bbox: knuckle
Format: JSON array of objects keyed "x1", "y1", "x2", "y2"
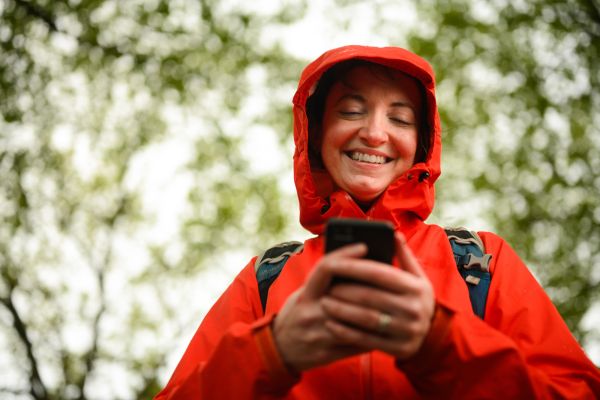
[
  {"x1": 369, "y1": 312, "x2": 381, "y2": 330},
  {"x1": 302, "y1": 331, "x2": 321, "y2": 346},
  {"x1": 352, "y1": 286, "x2": 374, "y2": 305},
  {"x1": 328, "y1": 284, "x2": 349, "y2": 299},
  {"x1": 404, "y1": 302, "x2": 421, "y2": 319},
  {"x1": 332, "y1": 322, "x2": 362, "y2": 342},
  {"x1": 347, "y1": 329, "x2": 366, "y2": 344},
  {"x1": 299, "y1": 308, "x2": 322, "y2": 327},
  {"x1": 328, "y1": 300, "x2": 344, "y2": 315},
  {"x1": 405, "y1": 321, "x2": 423, "y2": 338},
  {"x1": 396, "y1": 341, "x2": 419, "y2": 359}
]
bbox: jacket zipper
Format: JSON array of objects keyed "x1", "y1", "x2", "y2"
[{"x1": 360, "y1": 353, "x2": 373, "y2": 400}]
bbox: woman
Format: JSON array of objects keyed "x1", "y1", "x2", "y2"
[{"x1": 156, "y1": 45, "x2": 600, "y2": 399}]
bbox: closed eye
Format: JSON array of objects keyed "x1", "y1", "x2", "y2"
[
  {"x1": 389, "y1": 117, "x2": 413, "y2": 126},
  {"x1": 339, "y1": 111, "x2": 364, "y2": 118}
]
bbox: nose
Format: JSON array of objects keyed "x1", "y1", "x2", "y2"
[{"x1": 359, "y1": 114, "x2": 388, "y2": 146}]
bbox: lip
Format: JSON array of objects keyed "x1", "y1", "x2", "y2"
[
  {"x1": 344, "y1": 148, "x2": 395, "y2": 166},
  {"x1": 343, "y1": 154, "x2": 392, "y2": 169},
  {"x1": 346, "y1": 147, "x2": 393, "y2": 159}
]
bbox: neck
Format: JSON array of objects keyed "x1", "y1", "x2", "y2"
[{"x1": 353, "y1": 196, "x2": 376, "y2": 213}]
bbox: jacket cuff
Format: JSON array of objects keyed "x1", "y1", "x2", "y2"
[
  {"x1": 252, "y1": 314, "x2": 300, "y2": 392},
  {"x1": 395, "y1": 302, "x2": 454, "y2": 376}
]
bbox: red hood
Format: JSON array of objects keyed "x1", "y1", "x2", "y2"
[{"x1": 292, "y1": 45, "x2": 442, "y2": 235}]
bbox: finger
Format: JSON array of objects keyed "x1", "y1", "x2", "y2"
[
  {"x1": 302, "y1": 243, "x2": 367, "y2": 300},
  {"x1": 320, "y1": 295, "x2": 420, "y2": 337},
  {"x1": 395, "y1": 232, "x2": 426, "y2": 277},
  {"x1": 321, "y1": 296, "x2": 381, "y2": 332},
  {"x1": 329, "y1": 282, "x2": 392, "y2": 309},
  {"x1": 325, "y1": 319, "x2": 418, "y2": 358},
  {"x1": 321, "y1": 294, "x2": 418, "y2": 334},
  {"x1": 327, "y1": 257, "x2": 419, "y2": 293},
  {"x1": 328, "y1": 283, "x2": 416, "y2": 319}
]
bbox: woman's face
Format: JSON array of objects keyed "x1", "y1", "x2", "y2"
[{"x1": 320, "y1": 65, "x2": 422, "y2": 204}]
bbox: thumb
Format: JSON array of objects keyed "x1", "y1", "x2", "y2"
[
  {"x1": 395, "y1": 232, "x2": 426, "y2": 277},
  {"x1": 302, "y1": 243, "x2": 367, "y2": 300}
]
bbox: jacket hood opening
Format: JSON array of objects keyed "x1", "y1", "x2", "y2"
[
  {"x1": 305, "y1": 59, "x2": 431, "y2": 174},
  {"x1": 292, "y1": 46, "x2": 442, "y2": 234}
]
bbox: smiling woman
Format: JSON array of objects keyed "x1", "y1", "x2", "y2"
[
  {"x1": 155, "y1": 45, "x2": 600, "y2": 399},
  {"x1": 318, "y1": 63, "x2": 422, "y2": 207}
]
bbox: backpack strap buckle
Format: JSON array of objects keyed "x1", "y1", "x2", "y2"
[
  {"x1": 255, "y1": 241, "x2": 303, "y2": 312},
  {"x1": 254, "y1": 241, "x2": 304, "y2": 272},
  {"x1": 464, "y1": 253, "x2": 492, "y2": 272},
  {"x1": 444, "y1": 227, "x2": 493, "y2": 319}
]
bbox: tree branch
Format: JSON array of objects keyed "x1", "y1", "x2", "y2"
[
  {"x1": 585, "y1": 0, "x2": 600, "y2": 31},
  {"x1": 0, "y1": 288, "x2": 48, "y2": 400},
  {"x1": 76, "y1": 265, "x2": 106, "y2": 400},
  {"x1": 73, "y1": 197, "x2": 124, "y2": 399},
  {"x1": 13, "y1": 0, "x2": 58, "y2": 32}
]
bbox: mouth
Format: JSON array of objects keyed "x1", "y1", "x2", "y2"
[{"x1": 345, "y1": 151, "x2": 392, "y2": 165}]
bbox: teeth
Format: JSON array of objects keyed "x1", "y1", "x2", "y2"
[{"x1": 350, "y1": 152, "x2": 386, "y2": 164}]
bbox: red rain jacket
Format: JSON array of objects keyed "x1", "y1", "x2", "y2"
[{"x1": 156, "y1": 46, "x2": 600, "y2": 399}]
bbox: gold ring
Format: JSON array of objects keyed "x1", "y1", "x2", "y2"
[{"x1": 377, "y1": 312, "x2": 392, "y2": 334}]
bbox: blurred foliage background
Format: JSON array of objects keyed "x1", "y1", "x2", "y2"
[{"x1": 0, "y1": 0, "x2": 598, "y2": 398}]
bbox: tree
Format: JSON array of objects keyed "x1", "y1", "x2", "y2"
[
  {"x1": 323, "y1": 0, "x2": 599, "y2": 352},
  {"x1": 400, "y1": 0, "x2": 600, "y2": 344},
  {"x1": 2, "y1": 0, "x2": 598, "y2": 398},
  {"x1": 0, "y1": 0, "x2": 306, "y2": 398}
]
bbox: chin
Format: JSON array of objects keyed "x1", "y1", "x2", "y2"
[{"x1": 346, "y1": 186, "x2": 384, "y2": 204}]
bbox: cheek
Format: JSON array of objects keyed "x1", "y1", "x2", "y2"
[
  {"x1": 320, "y1": 124, "x2": 346, "y2": 156},
  {"x1": 320, "y1": 131, "x2": 337, "y2": 170},
  {"x1": 392, "y1": 130, "x2": 418, "y2": 160}
]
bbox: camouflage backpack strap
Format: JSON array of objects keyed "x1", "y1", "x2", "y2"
[
  {"x1": 444, "y1": 228, "x2": 493, "y2": 319},
  {"x1": 254, "y1": 241, "x2": 304, "y2": 313}
]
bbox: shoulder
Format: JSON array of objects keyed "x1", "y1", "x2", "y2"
[
  {"x1": 420, "y1": 223, "x2": 490, "y2": 248},
  {"x1": 476, "y1": 231, "x2": 512, "y2": 254},
  {"x1": 475, "y1": 231, "x2": 529, "y2": 276}
]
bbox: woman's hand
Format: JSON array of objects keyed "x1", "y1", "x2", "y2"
[
  {"x1": 272, "y1": 243, "x2": 369, "y2": 372},
  {"x1": 320, "y1": 232, "x2": 435, "y2": 360}
]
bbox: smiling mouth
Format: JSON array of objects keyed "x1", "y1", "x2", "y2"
[{"x1": 346, "y1": 151, "x2": 391, "y2": 165}]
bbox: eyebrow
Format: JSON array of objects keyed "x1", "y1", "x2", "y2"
[
  {"x1": 334, "y1": 93, "x2": 364, "y2": 105},
  {"x1": 390, "y1": 101, "x2": 415, "y2": 111},
  {"x1": 335, "y1": 93, "x2": 415, "y2": 111}
]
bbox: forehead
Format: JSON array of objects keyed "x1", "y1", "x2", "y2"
[{"x1": 329, "y1": 65, "x2": 422, "y2": 106}]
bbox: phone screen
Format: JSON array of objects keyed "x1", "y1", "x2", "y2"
[{"x1": 325, "y1": 218, "x2": 395, "y2": 264}]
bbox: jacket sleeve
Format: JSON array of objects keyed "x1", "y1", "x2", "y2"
[
  {"x1": 398, "y1": 232, "x2": 600, "y2": 399},
  {"x1": 154, "y1": 260, "x2": 299, "y2": 399}
]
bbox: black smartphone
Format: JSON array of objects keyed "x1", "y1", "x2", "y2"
[{"x1": 325, "y1": 218, "x2": 395, "y2": 264}]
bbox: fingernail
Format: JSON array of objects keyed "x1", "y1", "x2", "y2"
[{"x1": 349, "y1": 242, "x2": 365, "y2": 249}]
